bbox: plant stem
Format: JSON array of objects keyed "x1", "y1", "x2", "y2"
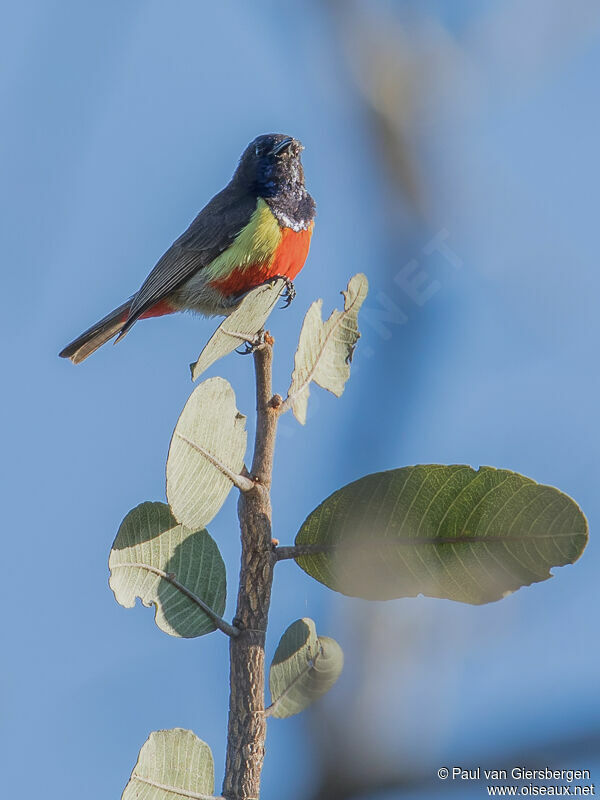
[
  {"x1": 274, "y1": 544, "x2": 332, "y2": 561},
  {"x1": 222, "y1": 341, "x2": 279, "y2": 800}
]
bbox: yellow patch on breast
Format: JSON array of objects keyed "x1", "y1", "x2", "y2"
[{"x1": 204, "y1": 198, "x2": 282, "y2": 283}]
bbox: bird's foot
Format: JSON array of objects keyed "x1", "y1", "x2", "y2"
[
  {"x1": 235, "y1": 329, "x2": 266, "y2": 355},
  {"x1": 277, "y1": 277, "x2": 296, "y2": 308},
  {"x1": 261, "y1": 275, "x2": 295, "y2": 307}
]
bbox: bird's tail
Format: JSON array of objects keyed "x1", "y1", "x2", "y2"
[{"x1": 59, "y1": 301, "x2": 131, "y2": 364}]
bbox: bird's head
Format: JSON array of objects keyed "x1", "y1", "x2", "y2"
[{"x1": 235, "y1": 133, "x2": 306, "y2": 197}]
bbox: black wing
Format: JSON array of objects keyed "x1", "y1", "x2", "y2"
[{"x1": 120, "y1": 187, "x2": 257, "y2": 334}]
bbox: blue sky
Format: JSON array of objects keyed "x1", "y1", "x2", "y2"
[{"x1": 2, "y1": 2, "x2": 599, "y2": 798}]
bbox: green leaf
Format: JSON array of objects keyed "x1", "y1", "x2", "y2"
[
  {"x1": 268, "y1": 618, "x2": 344, "y2": 719},
  {"x1": 294, "y1": 466, "x2": 588, "y2": 605},
  {"x1": 109, "y1": 502, "x2": 226, "y2": 638},
  {"x1": 122, "y1": 728, "x2": 215, "y2": 800},
  {"x1": 286, "y1": 273, "x2": 368, "y2": 424},
  {"x1": 190, "y1": 278, "x2": 287, "y2": 380},
  {"x1": 167, "y1": 377, "x2": 247, "y2": 530}
]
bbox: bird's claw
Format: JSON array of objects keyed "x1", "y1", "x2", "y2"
[
  {"x1": 280, "y1": 278, "x2": 296, "y2": 309},
  {"x1": 264, "y1": 275, "x2": 295, "y2": 308},
  {"x1": 235, "y1": 329, "x2": 266, "y2": 355}
]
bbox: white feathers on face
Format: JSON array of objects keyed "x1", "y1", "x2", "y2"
[
  {"x1": 255, "y1": 146, "x2": 304, "y2": 197},
  {"x1": 286, "y1": 156, "x2": 302, "y2": 186}
]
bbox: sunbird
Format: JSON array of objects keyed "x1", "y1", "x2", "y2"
[{"x1": 60, "y1": 133, "x2": 315, "y2": 363}]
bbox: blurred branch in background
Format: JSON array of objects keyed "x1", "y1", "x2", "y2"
[
  {"x1": 320, "y1": 0, "x2": 453, "y2": 471},
  {"x1": 325, "y1": 0, "x2": 600, "y2": 242},
  {"x1": 306, "y1": 2, "x2": 600, "y2": 798},
  {"x1": 324, "y1": 0, "x2": 430, "y2": 237},
  {"x1": 309, "y1": 724, "x2": 600, "y2": 800}
]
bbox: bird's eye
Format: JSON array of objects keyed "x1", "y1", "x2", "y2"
[{"x1": 272, "y1": 137, "x2": 293, "y2": 156}]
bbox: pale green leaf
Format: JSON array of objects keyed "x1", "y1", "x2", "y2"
[
  {"x1": 109, "y1": 502, "x2": 226, "y2": 638},
  {"x1": 167, "y1": 377, "x2": 247, "y2": 530},
  {"x1": 122, "y1": 728, "x2": 215, "y2": 800},
  {"x1": 268, "y1": 618, "x2": 344, "y2": 719},
  {"x1": 191, "y1": 278, "x2": 287, "y2": 380},
  {"x1": 294, "y1": 465, "x2": 588, "y2": 604},
  {"x1": 286, "y1": 273, "x2": 368, "y2": 424}
]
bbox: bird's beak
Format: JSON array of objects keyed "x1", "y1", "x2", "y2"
[{"x1": 272, "y1": 137, "x2": 294, "y2": 155}]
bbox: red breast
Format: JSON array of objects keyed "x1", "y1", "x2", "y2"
[{"x1": 209, "y1": 223, "x2": 314, "y2": 297}]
